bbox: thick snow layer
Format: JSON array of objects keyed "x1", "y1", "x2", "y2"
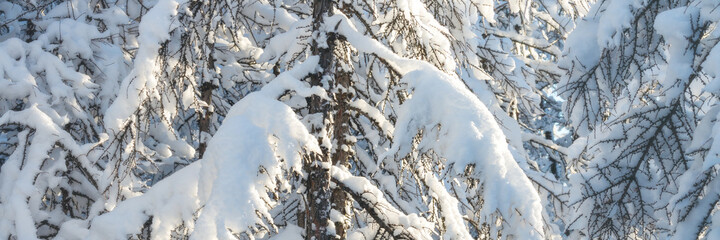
[
  {"x1": 390, "y1": 68, "x2": 544, "y2": 239},
  {"x1": 0, "y1": 106, "x2": 101, "y2": 240},
  {"x1": 670, "y1": 160, "x2": 720, "y2": 240},
  {"x1": 596, "y1": 0, "x2": 634, "y2": 47},
  {"x1": 0, "y1": 0, "x2": 595, "y2": 238},
  {"x1": 258, "y1": 19, "x2": 312, "y2": 64},
  {"x1": 88, "y1": 162, "x2": 201, "y2": 239},
  {"x1": 104, "y1": 0, "x2": 186, "y2": 132},
  {"x1": 84, "y1": 57, "x2": 324, "y2": 239},
  {"x1": 475, "y1": 0, "x2": 496, "y2": 23},
  {"x1": 654, "y1": 6, "x2": 697, "y2": 103},
  {"x1": 191, "y1": 61, "x2": 323, "y2": 239},
  {"x1": 322, "y1": 13, "x2": 545, "y2": 239}
]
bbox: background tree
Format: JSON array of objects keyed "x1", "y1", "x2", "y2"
[
  {"x1": 559, "y1": 0, "x2": 720, "y2": 238},
  {"x1": 0, "y1": 0, "x2": 592, "y2": 239}
]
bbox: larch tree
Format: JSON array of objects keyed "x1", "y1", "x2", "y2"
[
  {"x1": 560, "y1": 0, "x2": 720, "y2": 239},
  {"x1": 0, "y1": 0, "x2": 593, "y2": 239}
]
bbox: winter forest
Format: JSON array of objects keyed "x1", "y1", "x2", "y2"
[{"x1": 3, "y1": 0, "x2": 720, "y2": 239}]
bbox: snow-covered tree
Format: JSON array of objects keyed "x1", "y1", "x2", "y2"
[
  {"x1": 0, "y1": 0, "x2": 592, "y2": 239},
  {"x1": 560, "y1": 0, "x2": 720, "y2": 238}
]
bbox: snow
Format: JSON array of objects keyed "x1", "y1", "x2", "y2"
[
  {"x1": 596, "y1": 0, "x2": 634, "y2": 47},
  {"x1": 0, "y1": 105, "x2": 101, "y2": 240},
  {"x1": 181, "y1": 86, "x2": 195, "y2": 110},
  {"x1": 268, "y1": 224, "x2": 304, "y2": 240},
  {"x1": 310, "y1": 13, "x2": 545, "y2": 239},
  {"x1": 191, "y1": 87, "x2": 320, "y2": 239},
  {"x1": 476, "y1": 0, "x2": 496, "y2": 23},
  {"x1": 369, "y1": 0, "x2": 456, "y2": 72},
  {"x1": 349, "y1": 99, "x2": 394, "y2": 136},
  {"x1": 508, "y1": 0, "x2": 521, "y2": 13},
  {"x1": 2, "y1": 0, "x2": 681, "y2": 238},
  {"x1": 558, "y1": 17, "x2": 600, "y2": 73},
  {"x1": 701, "y1": 0, "x2": 720, "y2": 94},
  {"x1": 84, "y1": 57, "x2": 324, "y2": 239},
  {"x1": 704, "y1": 44, "x2": 720, "y2": 93},
  {"x1": 242, "y1": 0, "x2": 298, "y2": 31},
  {"x1": 104, "y1": 0, "x2": 187, "y2": 132},
  {"x1": 88, "y1": 162, "x2": 201, "y2": 239},
  {"x1": 40, "y1": 19, "x2": 101, "y2": 60},
  {"x1": 389, "y1": 68, "x2": 545, "y2": 239},
  {"x1": 0, "y1": 39, "x2": 41, "y2": 101},
  {"x1": 71, "y1": 8, "x2": 549, "y2": 239},
  {"x1": 331, "y1": 167, "x2": 434, "y2": 240},
  {"x1": 669, "y1": 160, "x2": 720, "y2": 240},
  {"x1": 654, "y1": 6, "x2": 697, "y2": 102},
  {"x1": 258, "y1": 19, "x2": 312, "y2": 64}
]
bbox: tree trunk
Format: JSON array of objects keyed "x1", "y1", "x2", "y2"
[
  {"x1": 197, "y1": 54, "x2": 217, "y2": 159},
  {"x1": 330, "y1": 38, "x2": 353, "y2": 239},
  {"x1": 304, "y1": 0, "x2": 335, "y2": 239},
  {"x1": 305, "y1": 1, "x2": 354, "y2": 239},
  {"x1": 197, "y1": 81, "x2": 214, "y2": 158}
]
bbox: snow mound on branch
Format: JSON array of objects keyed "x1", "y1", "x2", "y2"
[
  {"x1": 327, "y1": 13, "x2": 544, "y2": 239},
  {"x1": 103, "y1": 0, "x2": 186, "y2": 132},
  {"x1": 87, "y1": 162, "x2": 201, "y2": 240},
  {"x1": 87, "y1": 58, "x2": 324, "y2": 239},
  {"x1": 191, "y1": 62, "x2": 323, "y2": 239},
  {"x1": 390, "y1": 67, "x2": 545, "y2": 239},
  {"x1": 0, "y1": 106, "x2": 100, "y2": 240}
]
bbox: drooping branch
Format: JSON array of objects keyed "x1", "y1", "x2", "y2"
[{"x1": 330, "y1": 167, "x2": 433, "y2": 240}]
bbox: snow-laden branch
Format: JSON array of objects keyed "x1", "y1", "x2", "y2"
[
  {"x1": 349, "y1": 99, "x2": 394, "y2": 137},
  {"x1": 83, "y1": 58, "x2": 326, "y2": 239},
  {"x1": 330, "y1": 167, "x2": 434, "y2": 240},
  {"x1": 191, "y1": 58, "x2": 324, "y2": 239},
  {"x1": 0, "y1": 106, "x2": 102, "y2": 240},
  {"x1": 485, "y1": 29, "x2": 562, "y2": 57},
  {"x1": 318, "y1": 12, "x2": 545, "y2": 239},
  {"x1": 522, "y1": 132, "x2": 569, "y2": 156},
  {"x1": 86, "y1": 162, "x2": 201, "y2": 240},
  {"x1": 103, "y1": 0, "x2": 187, "y2": 132}
]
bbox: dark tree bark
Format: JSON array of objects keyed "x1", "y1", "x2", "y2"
[
  {"x1": 197, "y1": 81, "x2": 215, "y2": 158},
  {"x1": 330, "y1": 50, "x2": 352, "y2": 239},
  {"x1": 304, "y1": 0, "x2": 336, "y2": 239},
  {"x1": 304, "y1": 1, "x2": 355, "y2": 239},
  {"x1": 304, "y1": 0, "x2": 355, "y2": 238},
  {"x1": 197, "y1": 53, "x2": 217, "y2": 159}
]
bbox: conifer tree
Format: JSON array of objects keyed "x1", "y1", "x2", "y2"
[{"x1": 0, "y1": 0, "x2": 589, "y2": 239}]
